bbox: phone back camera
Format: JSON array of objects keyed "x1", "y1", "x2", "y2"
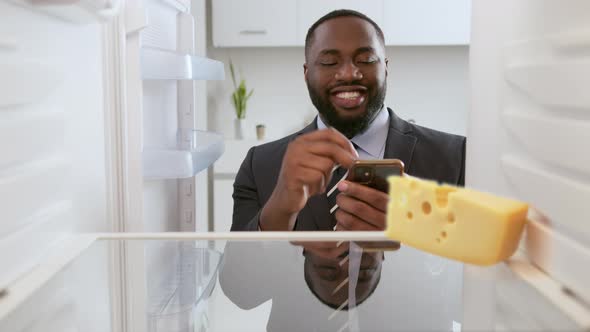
[{"x1": 355, "y1": 166, "x2": 373, "y2": 182}]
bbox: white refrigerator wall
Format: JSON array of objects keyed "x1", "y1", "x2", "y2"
[
  {"x1": 0, "y1": 2, "x2": 114, "y2": 331},
  {"x1": 0, "y1": 1, "x2": 109, "y2": 290},
  {"x1": 467, "y1": 0, "x2": 590, "y2": 329}
]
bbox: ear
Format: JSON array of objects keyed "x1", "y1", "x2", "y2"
[
  {"x1": 384, "y1": 57, "x2": 389, "y2": 77},
  {"x1": 303, "y1": 63, "x2": 309, "y2": 81}
]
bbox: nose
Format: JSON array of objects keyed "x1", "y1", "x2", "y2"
[{"x1": 335, "y1": 61, "x2": 363, "y2": 82}]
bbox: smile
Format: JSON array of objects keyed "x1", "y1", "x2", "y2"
[{"x1": 331, "y1": 90, "x2": 367, "y2": 109}]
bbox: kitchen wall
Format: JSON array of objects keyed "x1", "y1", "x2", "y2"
[{"x1": 207, "y1": 45, "x2": 470, "y2": 140}]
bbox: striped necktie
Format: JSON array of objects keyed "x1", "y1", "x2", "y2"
[{"x1": 326, "y1": 142, "x2": 358, "y2": 229}]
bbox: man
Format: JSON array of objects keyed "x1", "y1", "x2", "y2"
[{"x1": 230, "y1": 9, "x2": 465, "y2": 232}]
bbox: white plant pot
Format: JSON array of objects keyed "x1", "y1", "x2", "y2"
[{"x1": 234, "y1": 118, "x2": 245, "y2": 140}]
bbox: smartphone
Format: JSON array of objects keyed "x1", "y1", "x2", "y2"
[{"x1": 346, "y1": 159, "x2": 404, "y2": 193}]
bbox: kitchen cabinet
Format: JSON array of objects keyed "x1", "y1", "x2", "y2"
[
  {"x1": 383, "y1": 0, "x2": 471, "y2": 45},
  {"x1": 212, "y1": 0, "x2": 471, "y2": 47},
  {"x1": 296, "y1": 0, "x2": 384, "y2": 43},
  {"x1": 212, "y1": 0, "x2": 298, "y2": 47}
]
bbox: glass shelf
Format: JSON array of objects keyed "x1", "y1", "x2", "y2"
[
  {"x1": 140, "y1": 47, "x2": 225, "y2": 80},
  {"x1": 143, "y1": 130, "x2": 224, "y2": 180},
  {"x1": 1, "y1": 234, "x2": 588, "y2": 332}
]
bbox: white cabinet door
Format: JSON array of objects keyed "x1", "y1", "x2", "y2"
[
  {"x1": 297, "y1": 0, "x2": 384, "y2": 44},
  {"x1": 212, "y1": 0, "x2": 297, "y2": 47},
  {"x1": 383, "y1": 0, "x2": 471, "y2": 45}
]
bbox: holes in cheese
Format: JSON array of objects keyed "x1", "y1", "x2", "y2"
[
  {"x1": 385, "y1": 176, "x2": 529, "y2": 266},
  {"x1": 422, "y1": 201, "x2": 432, "y2": 214}
]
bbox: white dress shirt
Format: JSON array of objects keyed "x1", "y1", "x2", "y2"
[{"x1": 316, "y1": 106, "x2": 390, "y2": 160}]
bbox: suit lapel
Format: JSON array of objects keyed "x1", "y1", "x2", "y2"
[{"x1": 384, "y1": 108, "x2": 417, "y2": 173}]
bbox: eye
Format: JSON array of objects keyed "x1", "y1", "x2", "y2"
[
  {"x1": 358, "y1": 58, "x2": 378, "y2": 64},
  {"x1": 320, "y1": 61, "x2": 337, "y2": 66}
]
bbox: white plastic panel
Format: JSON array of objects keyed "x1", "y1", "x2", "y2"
[
  {"x1": 0, "y1": 0, "x2": 110, "y2": 305},
  {"x1": 143, "y1": 130, "x2": 224, "y2": 179},
  {"x1": 526, "y1": 219, "x2": 590, "y2": 304},
  {"x1": 504, "y1": 32, "x2": 590, "y2": 109},
  {"x1": 505, "y1": 60, "x2": 590, "y2": 109},
  {"x1": 502, "y1": 156, "x2": 590, "y2": 242},
  {"x1": 0, "y1": 202, "x2": 72, "y2": 290},
  {"x1": 141, "y1": 47, "x2": 225, "y2": 80},
  {"x1": 0, "y1": 237, "x2": 111, "y2": 332},
  {"x1": 0, "y1": 159, "x2": 70, "y2": 237},
  {"x1": 503, "y1": 110, "x2": 590, "y2": 176},
  {"x1": 495, "y1": 261, "x2": 590, "y2": 331},
  {"x1": 142, "y1": 0, "x2": 179, "y2": 50},
  {"x1": 0, "y1": 62, "x2": 64, "y2": 107},
  {"x1": 6, "y1": 0, "x2": 121, "y2": 23},
  {"x1": 467, "y1": 0, "x2": 590, "y2": 328},
  {"x1": 0, "y1": 286, "x2": 77, "y2": 332},
  {"x1": 0, "y1": 110, "x2": 65, "y2": 167}
]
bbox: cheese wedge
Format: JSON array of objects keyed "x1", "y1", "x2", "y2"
[{"x1": 385, "y1": 176, "x2": 528, "y2": 266}]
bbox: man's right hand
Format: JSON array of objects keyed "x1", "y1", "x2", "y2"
[{"x1": 260, "y1": 128, "x2": 358, "y2": 231}]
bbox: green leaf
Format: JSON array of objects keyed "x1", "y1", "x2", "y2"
[
  {"x1": 229, "y1": 59, "x2": 237, "y2": 89},
  {"x1": 228, "y1": 61, "x2": 253, "y2": 119}
]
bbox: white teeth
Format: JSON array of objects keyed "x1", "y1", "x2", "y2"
[{"x1": 335, "y1": 91, "x2": 361, "y2": 99}]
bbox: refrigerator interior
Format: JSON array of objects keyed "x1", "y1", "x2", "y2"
[
  {"x1": 465, "y1": 0, "x2": 590, "y2": 330},
  {"x1": 1, "y1": 0, "x2": 590, "y2": 331}
]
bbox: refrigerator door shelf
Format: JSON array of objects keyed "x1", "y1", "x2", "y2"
[
  {"x1": 7, "y1": 0, "x2": 121, "y2": 23},
  {"x1": 140, "y1": 47, "x2": 225, "y2": 80},
  {"x1": 153, "y1": 0, "x2": 188, "y2": 13},
  {"x1": 142, "y1": 130, "x2": 224, "y2": 180},
  {"x1": 146, "y1": 246, "x2": 222, "y2": 332}
]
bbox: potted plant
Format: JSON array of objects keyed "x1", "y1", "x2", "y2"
[{"x1": 230, "y1": 60, "x2": 254, "y2": 139}]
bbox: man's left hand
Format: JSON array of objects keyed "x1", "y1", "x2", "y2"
[{"x1": 334, "y1": 180, "x2": 389, "y2": 231}]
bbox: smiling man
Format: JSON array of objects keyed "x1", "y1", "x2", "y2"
[{"x1": 231, "y1": 9, "x2": 466, "y2": 232}]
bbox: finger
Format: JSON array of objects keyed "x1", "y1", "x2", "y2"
[
  {"x1": 337, "y1": 181, "x2": 389, "y2": 211},
  {"x1": 335, "y1": 209, "x2": 381, "y2": 231},
  {"x1": 299, "y1": 141, "x2": 358, "y2": 170},
  {"x1": 300, "y1": 128, "x2": 357, "y2": 155},
  {"x1": 336, "y1": 194, "x2": 386, "y2": 230},
  {"x1": 295, "y1": 153, "x2": 335, "y2": 189},
  {"x1": 293, "y1": 167, "x2": 328, "y2": 196},
  {"x1": 299, "y1": 130, "x2": 358, "y2": 164}
]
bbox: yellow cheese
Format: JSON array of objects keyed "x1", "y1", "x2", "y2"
[{"x1": 385, "y1": 176, "x2": 528, "y2": 266}]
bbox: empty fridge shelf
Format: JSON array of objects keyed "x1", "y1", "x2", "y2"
[
  {"x1": 142, "y1": 130, "x2": 224, "y2": 179},
  {"x1": 141, "y1": 47, "x2": 225, "y2": 80}
]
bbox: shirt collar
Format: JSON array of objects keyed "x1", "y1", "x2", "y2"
[{"x1": 316, "y1": 106, "x2": 389, "y2": 159}]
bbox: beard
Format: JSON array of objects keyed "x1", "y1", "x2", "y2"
[{"x1": 307, "y1": 82, "x2": 387, "y2": 138}]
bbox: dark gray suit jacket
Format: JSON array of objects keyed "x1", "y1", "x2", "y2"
[{"x1": 231, "y1": 108, "x2": 466, "y2": 231}]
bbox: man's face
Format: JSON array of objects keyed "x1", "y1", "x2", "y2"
[
  {"x1": 304, "y1": 249, "x2": 383, "y2": 307},
  {"x1": 304, "y1": 16, "x2": 388, "y2": 138}
]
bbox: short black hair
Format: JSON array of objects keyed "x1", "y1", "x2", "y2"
[{"x1": 304, "y1": 9, "x2": 386, "y2": 61}]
